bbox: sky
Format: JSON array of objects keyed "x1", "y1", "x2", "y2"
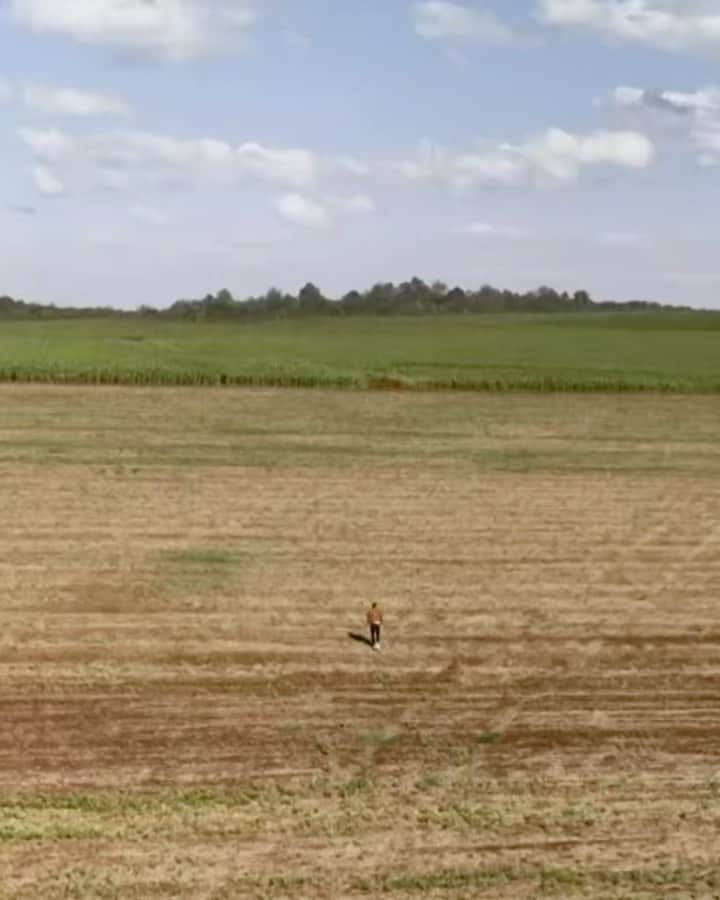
[{"x1": 2, "y1": 0, "x2": 720, "y2": 309}]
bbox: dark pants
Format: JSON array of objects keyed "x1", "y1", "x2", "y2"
[{"x1": 370, "y1": 624, "x2": 381, "y2": 645}]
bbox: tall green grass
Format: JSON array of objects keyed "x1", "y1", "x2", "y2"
[{"x1": 0, "y1": 312, "x2": 718, "y2": 392}]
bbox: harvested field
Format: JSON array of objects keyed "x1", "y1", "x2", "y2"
[{"x1": 1, "y1": 386, "x2": 720, "y2": 898}]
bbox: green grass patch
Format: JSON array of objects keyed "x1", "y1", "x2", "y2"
[
  {"x1": 155, "y1": 546, "x2": 249, "y2": 598},
  {"x1": 359, "y1": 727, "x2": 404, "y2": 748},
  {"x1": 0, "y1": 313, "x2": 718, "y2": 391},
  {"x1": 478, "y1": 730, "x2": 503, "y2": 744},
  {"x1": 0, "y1": 788, "x2": 253, "y2": 815},
  {"x1": 159, "y1": 548, "x2": 246, "y2": 567},
  {"x1": 0, "y1": 821, "x2": 102, "y2": 843}
]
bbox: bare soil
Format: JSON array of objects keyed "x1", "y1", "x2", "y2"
[{"x1": 1, "y1": 387, "x2": 719, "y2": 898}]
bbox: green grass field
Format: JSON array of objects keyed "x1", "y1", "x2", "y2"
[{"x1": 1, "y1": 311, "x2": 719, "y2": 391}]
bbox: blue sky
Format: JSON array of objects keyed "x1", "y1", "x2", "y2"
[{"x1": 2, "y1": 0, "x2": 720, "y2": 309}]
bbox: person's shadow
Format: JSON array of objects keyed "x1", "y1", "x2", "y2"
[{"x1": 348, "y1": 631, "x2": 374, "y2": 648}]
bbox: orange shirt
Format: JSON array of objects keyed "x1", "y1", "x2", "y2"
[{"x1": 367, "y1": 606, "x2": 384, "y2": 625}]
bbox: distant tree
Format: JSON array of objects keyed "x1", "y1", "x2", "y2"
[
  {"x1": 340, "y1": 290, "x2": 363, "y2": 313},
  {"x1": 365, "y1": 283, "x2": 397, "y2": 315},
  {"x1": 444, "y1": 287, "x2": 467, "y2": 312},
  {"x1": 0, "y1": 278, "x2": 700, "y2": 320},
  {"x1": 573, "y1": 290, "x2": 592, "y2": 310},
  {"x1": 298, "y1": 282, "x2": 326, "y2": 314},
  {"x1": 263, "y1": 287, "x2": 287, "y2": 316},
  {"x1": 529, "y1": 286, "x2": 560, "y2": 312},
  {"x1": 396, "y1": 278, "x2": 432, "y2": 314}
]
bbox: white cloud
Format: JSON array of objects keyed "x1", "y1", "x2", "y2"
[
  {"x1": 10, "y1": 0, "x2": 257, "y2": 62},
  {"x1": 236, "y1": 143, "x2": 316, "y2": 184},
  {"x1": 452, "y1": 148, "x2": 529, "y2": 186},
  {"x1": 94, "y1": 132, "x2": 316, "y2": 184},
  {"x1": 332, "y1": 155, "x2": 371, "y2": 177},
  {"x1": 524, "y1": 128, "x2": 655, "y2": 179},
  {"x1": 130, "y1": 204, "x2": 171, "y2": 226},
  {"x1": 16, "y1": 120, "x2": 653, "y2": 209},
  {"x1": 538, "y1": 0, "x2": 720, "y2": 58},
  {"x1": 274, "y1": 194, "x2": 330, "y2": 228},
  {"x1": 608, "y1": 86, "x2": 646, "y2": 109},
  {"x1": 23, "y1": 83, "x2": 132, "y2": 118},
  {"x1": 391, "y1": 128, "x2": 654, "y2": 189},
  {"x1": 607, "y1": 84, "x2": 720, "y2": 118},
  {"x1": 413, "y1": 1, "x2": 515, "y2": 44},
  {"x1": 604, "y1": 83, "x2": 720, "y2": 164},
  {"x1": 0, "y1": 78, "x2": 132, "y2": 117},
  {"x1": 102, "y1": 131, "x2": 234, "y2": 168},
  {"x1": 19, "y1": 127, "x2": 77, "y2": 162},
  {"x1": 464, "y1": 222, "x2": 535, "y2": 239},
  {"x1": 32, "y1": 164, "x2": 64, "y2": 196},
  {"x1": 18, "y1": 126, "x2": 319, "y2": 195},
  {"x1": 274, "y1": 193, "x2": 376, "y2": 228}
]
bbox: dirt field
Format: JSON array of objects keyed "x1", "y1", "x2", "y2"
[{"x1": 1, "y1": 386, "x2": 719, "y2": 899}]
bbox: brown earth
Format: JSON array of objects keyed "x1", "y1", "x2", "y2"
[{"x1": 0, "y1": 386, "x2": 719, "y2": 898}]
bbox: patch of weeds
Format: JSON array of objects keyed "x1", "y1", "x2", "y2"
[
  {"x1": 455, "y1": 802, "x2": 506, "y2": 830},
  {"x1": 0, "y1": 818, "x2": 102, "y2": 843},
  {"x1": 414, "y1": 771, "x2": 444, "y2": 791},
  {"x1": 478, "y1": 730, "x2": 502, "y2": 745},
  {"x1": 160, "y1": 548, "x2": 246, "y2": 567},
  {"x1": 600, "y1": 865, "x2": 720, "y2": 890},
  {"x1": 414, "y1": 799, "x2": 506, "y2": 832},
  {"x1": 19, "y1": 867, "x2": 186, "y2": 900},
  {"x1": 156, "y1": 546, "x2": 248, "y2": 597},
  {"x1": 0, "y1": 792, "x2": 143, "y2": 815},
  {"x1": 360, "y1": 727, "x2": 403, "y2": 748},
  {"x1": 314, "y1": 734, "x2": 339, "y2": 766},
  {"x1": 165, "y1": 788, "x2": 233, "y2": 811},
  {"x1": 0, "y1": 787, "x2": 259, "y2": 819},
  {"x1": 265, "y1": 874, "x2": 314, "y2": 892},
  {"x1": 558, "y1": 802, "x2": 601, "y2": 830},
  {"x1": 339, "y1": 772, "x2": 374, "y2": 798},
  {"x1": 706, "y1": 773, "x2": 720, "y2": 797},
  {"x1": 213, "y1": 873, "x2": 314, "y2": 899},
  {"x1": 535, "y1": 863, "x2": 720, "y2": 896},
  {"x1": 538, "y1": 866, "x2": 587, "y2": 894},
  {"x1": 354, "y1": 866, "x2": 524, "y2": 894}
]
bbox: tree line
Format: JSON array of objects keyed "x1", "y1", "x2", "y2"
[{"x1": 0, "y1": 280, "x2": 693, "y2": 320}]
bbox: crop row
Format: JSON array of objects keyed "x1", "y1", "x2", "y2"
[{"x1": 0, "y1": 365, "x2": 712, "y2": 392}]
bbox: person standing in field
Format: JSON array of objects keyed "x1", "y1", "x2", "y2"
[{"x1": 367, "y1": 602, "x2": 383, "y2": 650}]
